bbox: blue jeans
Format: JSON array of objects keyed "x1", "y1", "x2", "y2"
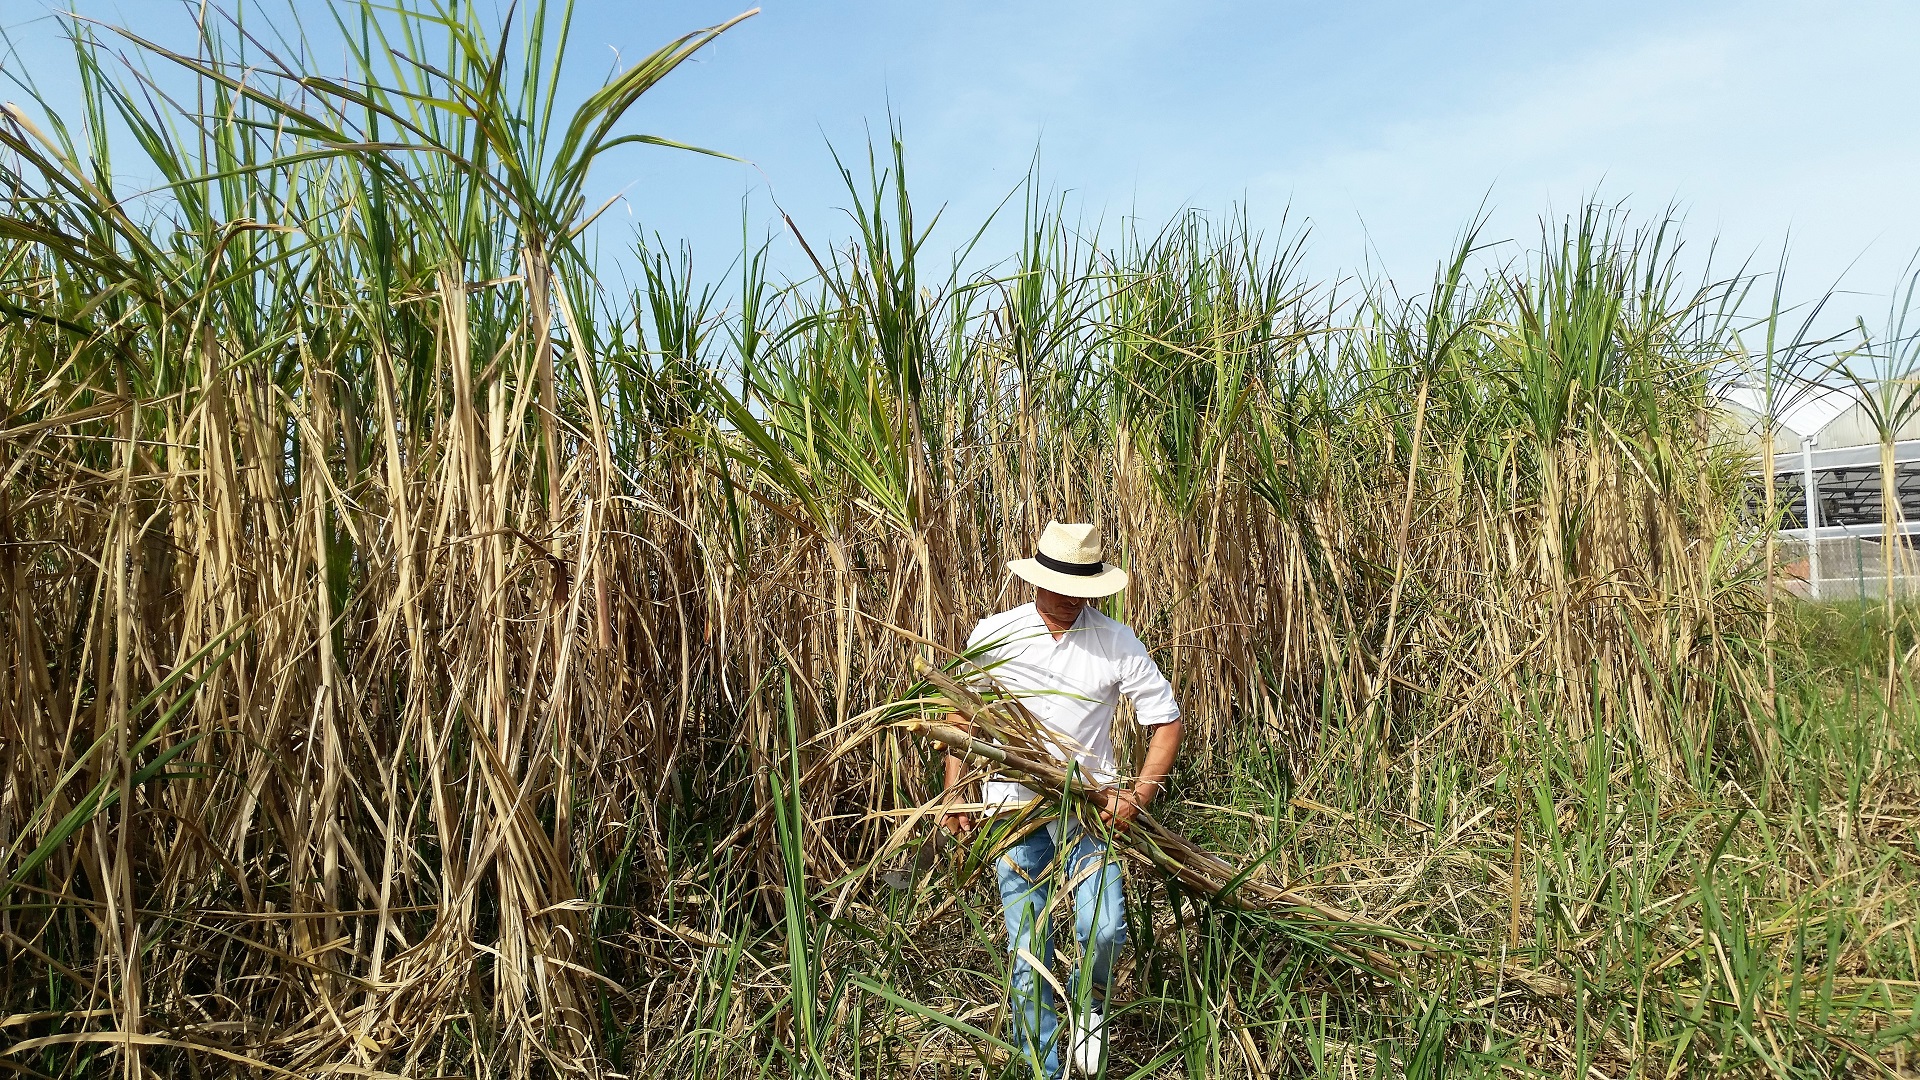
[{"x1": 996, "y1": 817, "x2": 1126, "y2": 1080}]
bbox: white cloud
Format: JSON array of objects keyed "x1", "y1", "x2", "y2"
[{"x1": 1220, "y1": 3, "x2": 1920, "y2": 324}]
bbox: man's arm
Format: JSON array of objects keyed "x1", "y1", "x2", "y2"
[
  {"x1": 938, "y1": 711, "x2": 976, "y2": 836},
  {"x1": 1099, "y1": 719, "x2": 1182, "y2": 832},
  {"x1": 1104, "y1": 639, "x2": 1183, "y2": 833}
]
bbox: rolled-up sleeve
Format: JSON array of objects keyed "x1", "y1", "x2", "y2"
[{"x1": 1118, "y1": 642, "x2": 1180, "y2": 727}]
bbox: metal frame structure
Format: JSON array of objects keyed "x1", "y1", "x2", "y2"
[{"x1": 1770, "y1": 438, "x2": 1920, "y2": 599}]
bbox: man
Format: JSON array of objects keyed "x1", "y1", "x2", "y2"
[{"x1": 940, "y1": 521, "x2": 1184, "y2": 1079}]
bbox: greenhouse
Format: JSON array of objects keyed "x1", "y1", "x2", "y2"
[{"x1": 1720, "y1": 383, "x2": 1920, "y2": 598}]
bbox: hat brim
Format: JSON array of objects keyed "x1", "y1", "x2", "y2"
[{"x1": 1007, "y1": 558, "x2": 1130, "y2": 598}]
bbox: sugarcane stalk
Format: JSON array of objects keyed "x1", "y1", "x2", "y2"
[{"x1": 908, "y1": 659, "x2": 1572, "y2": 997}]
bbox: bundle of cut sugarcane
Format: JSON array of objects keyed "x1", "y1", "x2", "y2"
[{"x1": 903, "y1": 659, "x2": 1570, "y2": 998}]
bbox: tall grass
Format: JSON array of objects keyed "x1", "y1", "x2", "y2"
[{"x1": 1, "y1": 3, "x2": 1915, "y2": 1077}]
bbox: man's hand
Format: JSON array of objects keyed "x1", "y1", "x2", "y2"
[
  {"x1": 1096, "y1": 787, "x2": 1148, "y2": 833},
  {"x1": 940, "y1": 809, "x2": 976, "y2": 838},
  {"x1": 939, "y1": 719, "x2": 976, "y2": 839}
]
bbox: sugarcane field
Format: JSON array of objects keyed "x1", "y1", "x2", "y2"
[{"x1": 2, "y1": 3, "x2": 1918, "y2": 1078}]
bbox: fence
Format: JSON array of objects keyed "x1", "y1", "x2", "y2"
[{"x1": 1777, "y1": 535, "x2": 1920, "y2": 601}]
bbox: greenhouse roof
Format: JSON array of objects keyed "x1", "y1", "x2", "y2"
[
  {"x1": 1716, "y1": 382, "x2": 1920, "y2": 460},
  {"x1": 1714, "y1": 383, "x2": 1920, "y2": 535}
]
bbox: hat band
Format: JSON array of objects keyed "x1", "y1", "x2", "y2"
[{"x1": 1035, "y1": 550, "x2": 1104, "y2": 577}]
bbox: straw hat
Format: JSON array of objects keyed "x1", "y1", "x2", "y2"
[{"x1": 1008, "y1": 521, "x2": 1130, "y2": 598}]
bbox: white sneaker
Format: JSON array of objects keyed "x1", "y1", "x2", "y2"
[{"x1": 1069, "y1": 1001, "x2": 1107, "y2": 1076}]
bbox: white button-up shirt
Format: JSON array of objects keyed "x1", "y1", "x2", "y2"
[{"x1": 965, "y1": 603, "x2": 1181, "y2": 810}]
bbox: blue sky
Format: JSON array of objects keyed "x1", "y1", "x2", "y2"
[{"x1": 6, "y1": 0, "x2": 1918, "y2": 334}]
